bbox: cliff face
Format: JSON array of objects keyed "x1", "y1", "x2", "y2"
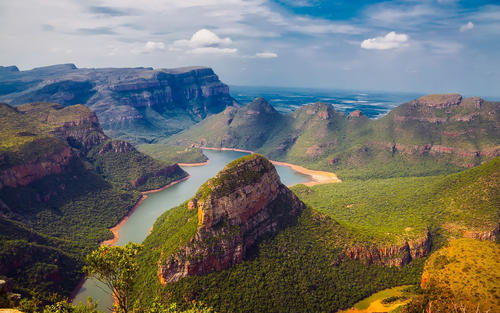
[
  {"x1": 18, "y1": 102, "x2": 107, "y2": 152},
  {"x1": 0, "y1": 102, "x2": 187, "y2": 194},
  {"x1": 0, "y1": 145, "x2": 73, "y2": 190},
  {"x1": 157, "y1": 155, "x2": 305, "y2": 283},
  {"x1": 345, "y1": 230, "x2": 432, "y2": 267},
  {"x1": 0, "y1": 65, "x2": 235, "y2": 143}
]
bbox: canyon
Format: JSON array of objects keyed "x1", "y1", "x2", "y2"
[{"x1": 0, "y1": 64, "x2": 235, "y2": 143}]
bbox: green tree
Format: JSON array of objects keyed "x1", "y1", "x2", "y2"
[
  {"x1": 84, "y1": 243, "x2": 143, "y2": 313},
  {"x1": 43, "y1": 298, "x2": 100, "y2": 313}
]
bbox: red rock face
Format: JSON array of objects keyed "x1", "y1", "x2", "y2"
[
  {"x1": 345, "y1": 230, "x2": 432, "y2": 267},
  {"x1": 0, "y1": 146, "x2": 73, "y2": 190},
  {"x1": 415, "y1": 94, "x2": 462, "y2": 108},
  {"x1": 349, "y1": 110, "x2": 364, "y2": 118},
  {"x1": 157, "y1": 155, "x2": 305, "y2": 284}
]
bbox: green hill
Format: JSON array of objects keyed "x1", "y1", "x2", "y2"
[
  {"x1": 0, "y1": 102, "x2": 187, "y2": 299},
  {"x1": 132, "y1": 156, "x2": 499, "y2": 312},
  {"x1": 292, "y1": 156, "x2": 499, "y2": 246},
  {"x1": 165, "y1": 95, "x2": 500, "y2": 179}
]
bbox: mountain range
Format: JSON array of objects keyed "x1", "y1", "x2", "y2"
[
  {"x1": 0, "y1": 64, "x2": 235, "y2": 144},
  {"x1": 165, "y1": 95, "x2": 500, "y2": 179}
]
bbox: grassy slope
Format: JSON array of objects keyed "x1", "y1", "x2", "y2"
[
  {"x1": 165, "y1": 97, "x2": 499, "y2": 180},
  {"x1": 292, "y1": 157, "x2": 499, "y2": 245},
  {"x1": 339, "y1": 285, "x2": 416, "y2": 313},
  {"x1": 423, "y1": 239, "x2": 500, "y2": 310},
  {"x1": 0, "y1": 102, "x2": 186, "y2": 298},
  {"x1": 402, "y1": 238, "x2": 500, "y2": 312}
]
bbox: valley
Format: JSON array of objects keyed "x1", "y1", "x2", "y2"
[{"x1": 0, "y1": 65, "x2": 498, "y2": 313}]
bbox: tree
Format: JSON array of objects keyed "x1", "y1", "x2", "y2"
[
  {"x1": 43, "y1": 298, "x2": 100, "y2": 313},
  {"x1": 84, "y1": 242, "x2": 143, "y2": 313}
]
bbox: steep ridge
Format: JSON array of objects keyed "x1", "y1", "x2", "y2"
[
  {"x1": 166, "y1": 94, "x2": 500, "y2": 179},
  {"x1": 0, "y1": 65, "x2": 235, "y2": 144},
  {"x1": 156, "y1": 154, "x2": 305, "y2": 283},
  {"x1": 0, "y1": 102, "x2": 187, "y2": 298}
]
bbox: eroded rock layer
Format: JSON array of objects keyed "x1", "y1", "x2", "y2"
[{"x1": 157, "y1": 154, "x2": 305, "y2": 283}]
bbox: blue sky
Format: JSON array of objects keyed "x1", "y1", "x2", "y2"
[{"x1": 1, "y1": 0, "x2": 500, "y2": 97}]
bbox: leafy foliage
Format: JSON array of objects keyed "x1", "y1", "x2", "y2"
[{"x1": 85, "y1": 243, "x2": 143, "y2": 313}]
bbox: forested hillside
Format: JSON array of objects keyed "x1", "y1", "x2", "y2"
[{"x1": 0, "y1": 102, "x2": 187, "y2": 299}]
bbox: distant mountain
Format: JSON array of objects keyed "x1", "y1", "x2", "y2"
[
  {"x1": 0, "y1": 64, "x2": 236, "y2": 144},
  {"x1": 166, "y1": 94, "x2": 500, "y2": 179},
  {"x1": 0, "y1": 102, "x2": 187, "y2": 298}
]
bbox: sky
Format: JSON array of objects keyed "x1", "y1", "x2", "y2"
[{"x1": 1, "y1": 0, "x2": 500, "y2": 97}]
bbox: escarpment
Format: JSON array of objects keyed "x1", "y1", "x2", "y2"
[
  {"x1": 157, "y1": 154, "x2": 305, "y2": 283},
  {"x1": 0, "y1": 64, "x2": 235, "y2": 143},
  {"x1": 0, "y1": 102, "x2": 188, "y2": 196},
  {"x1": 345, "y1": 230, "x2": 432, "y2": 267}
]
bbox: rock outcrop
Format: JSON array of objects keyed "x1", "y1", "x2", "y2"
[
  {"x1": 157, "y1": 154, "x2": 305, "y2": 283},
  {"x1": 345, "y1": 230, "x2": 432, "y2": 267},
  {"x1": 415, "y1": 93, "x2": 462, "y2": 108},
  {"x1": 463, "y1": 221, "x2": 500, "y2": 241},
  {"x1": 349, "y1": 110, "x2": 364, "y2": 118}
]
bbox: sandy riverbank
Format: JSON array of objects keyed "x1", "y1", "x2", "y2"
[
  {"x1": 271, "y1": 160, "x2": 341, "y2": 185},
  {"x1": 178, "y1": 160, "x2": 209, "y2": 166},
  {"x1": 101, "y1": 175, "x2": 190, "y2": 246},
  {"x1": 200, "y1": 147, "x2": 341, "y2": 185}
]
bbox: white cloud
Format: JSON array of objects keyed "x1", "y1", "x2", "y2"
[
  {"x1": 361, "y1": 31, "x2": 409, "y2": 50},
  {"x1": 172, "y1": 29, "x2": 237, "y2": 54},
  {"x1": 144, "y1": 41, "x2": 165, "y2": 51},
  {"x1": 460, "y1": 21, "x2": 474, "y2": 32},
  {"x1": 130, "y1": 41, "x2": 166, "y2": 54},
  {"x1": 255, "y1": 52, "x2": 278, "y2": 58}
]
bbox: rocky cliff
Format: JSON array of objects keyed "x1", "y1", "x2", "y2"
[
  {"x1": 0, "y1": 64, "x2": 235, "y2": 143},
  {"x1": 0, "y1": 102, "x2": 187, "y2": 193},
  {"x1": 345, "y1": 230, "x2": 432, "y2": 267},
  {"x1": 157, "y1": 154, "x2": 305, "y2": 283}
]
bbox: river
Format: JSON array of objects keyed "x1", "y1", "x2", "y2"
[{"x1": 72, "y1": 149, "x2": 311, "y2": 311}]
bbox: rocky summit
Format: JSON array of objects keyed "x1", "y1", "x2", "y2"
[{"x1": 157, "y1": 154, "x2": 305, "y2": 283}]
